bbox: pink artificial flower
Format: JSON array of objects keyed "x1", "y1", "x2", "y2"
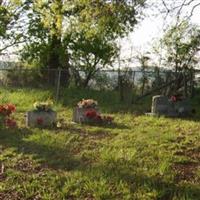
[
  {"x1": 36, "y1": 117, "x2": 44, "y2": 125},
  {"x1": 170, "y1": 96, "x2": 177, "y2": 102}
]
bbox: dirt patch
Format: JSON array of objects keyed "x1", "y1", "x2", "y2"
[
  {"x1": 173, "y1": 162, "x2": 199, "y2": 182},
  {"x1": 172, "y1": 132, "x2": 200, "y2": 183},
  {"x1": 186, "y1": 148, "x2": 200, "y2": 160},
  {"x1": 14, "y1": 159, "x2": 43, "y2": 173},
  {"x1": 175, "y1": 135, "x2": 186, "y2": 143},
  {"x1": 173, "y1": 143, "x2": 200, "y2": 182},
  {"x1": 0, "y1": 191, "x2": 42, "y2": 200},
  {"x1": 0, "y1": 190, "x2": 23, "y2": 200},
  {"x1": 87, "y1": 130, "x2": 112, "y2": 140}
]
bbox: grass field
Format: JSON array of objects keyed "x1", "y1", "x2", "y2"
[{"x1": 0, "y1": 87, "x2": 200, "y2": 200}]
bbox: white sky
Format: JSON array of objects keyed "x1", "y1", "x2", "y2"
[{"x1": 120, "y1": 0, "x2": 200, "y2": 62}]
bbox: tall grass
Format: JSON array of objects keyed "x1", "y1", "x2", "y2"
[{"x1": 0, "y1": 87, "x2": 199, "y2": 200}]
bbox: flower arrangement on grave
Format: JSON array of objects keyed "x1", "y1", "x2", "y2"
[
  {"x1": 170, "y1": 95, "x2": 177, "y2": 102},
  {"x1": 26, "y1": 100, "x2": 56, "y2": 128},
  {"x1": 170, "y1": 94, "x2": 184, "y2": 103},
  {"x1": 77, "y1": 99, "x2": 98, "y2": 109},
  {"x1": 0, "y1": 104, "x2": 17, "y2": 128},
  {"x1": 36, "y1": 117, "x2": 44, "y2": 126},
  {"x1": 84, "y1": 109, "x2": 114, "y2": 124},
  {"x1": 33, "y1": 101, "x2": 53, "y2": 112}
]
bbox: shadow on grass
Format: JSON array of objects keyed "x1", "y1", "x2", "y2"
[
  {"x1": 42, "y1": 120, "x2": 130, "y2": 133},
  {"x1": 84, "y1": 122, "x2": 130, "y2": 129},
  {"x1": 83, "y1": 159, "x2": 200, "y2": 200},
  {"x1": 155, "y1": 112, "x2": 200, "y2": 123},
  {"x1": 59, "y1": 88, "x2": 152, "y2": 114},
  {"x1": 1, "y1": 127, "x2": 199, "y2": 199},
  {"x1": 0, "y1": 128, "x2": 82, "y2": 171},
  {"x1": 0, "y1": 125, "x2": 115, "y2": 171}
]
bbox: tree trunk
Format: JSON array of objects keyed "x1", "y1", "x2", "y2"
[
  {"x1": 60, "y1": 51, "x2": 71, "y2": 87},
  {"x1": 47, "y1": 35, "x2": 70, "y2": 87},
  {"x1": 183, "y1": 69, "x2": 188, "y2": 98},
  {"x1": 72, "y1": 69, "x2": 82, "y2": 87},
  {"x1": 82, "y1": 71, "x2": 94, "y2": 88},
  {"x1": 190, "y1": 69, "x2": 195, "y2": 98}
]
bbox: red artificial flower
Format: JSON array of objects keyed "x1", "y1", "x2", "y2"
[
  {"x1": 85, "y1": 110, "x2": 97, "y2": 119},
  {"x1": 0, "y1": 104, "x2": 16, "y2": 116},
  {"x1": 95, "y1": 114, "x2": 102, "y2": 121},
  {"x1": 7, "y1": 104, "x2": 16, "y2": 112},
  {"x1": 36, "y1": 117, "x2": 44, "y2": 125},
  {"x1": 170, "y1": 96, "x2": 177, "y2": 102},
  {"x1": 1, "y1": 105, "x2": 10, "y2": 116}
]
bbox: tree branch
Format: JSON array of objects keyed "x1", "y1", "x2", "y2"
[
  {"x1": 161, "y1": 0, "x2": 200, "y2": 19},
  {"x1": 0, "y1": 39, "x2": 25, "y2": 54},
  {"x1": 161, "y1": 0, "x2": 170, "y2": 13},
  {"x1": 187, "y1": 2, "x2": 200, "y2": 19}
]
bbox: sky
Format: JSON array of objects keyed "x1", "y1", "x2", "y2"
[{"x1": 119, "y1": 0, "x2": 200, "y2": 64}]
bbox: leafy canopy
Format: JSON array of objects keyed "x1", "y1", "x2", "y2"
[{"x1": 161, "y1": 20, "x2": 200, "y2": 70}]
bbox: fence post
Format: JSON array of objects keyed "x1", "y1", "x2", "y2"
[
  {"x1": 190, "y1": 69, "x2": 195, "y2": 98},
  {"x1": 56, "y1": 68, "x2": 61, "y2": 102},
  {"x1": 132, "y1": 71, "x2": 135, "y2": 87},
  {"x1": 183, "y1": 69, "x2": 187, "y2": 98},
  {"x1": 131, "y1": 71, "x2": 136, "y2": 104},
  {"x1": 118, "y1": 68, "x2": 124, "y2": 102}
]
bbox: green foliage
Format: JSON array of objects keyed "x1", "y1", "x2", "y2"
[
  {"x1": 68, "y1": 0, "x2": 146, "y2": 39},
  {"x1": 0, "y1": 87, "x2": 199, "y2": 199},
  {"x1": 136, "y1": 54, "x2": 150, "y2": 95},
  {"x1": 0, "y1": 0, "x2": 24, "y2": 53},
  {"x1": 0, "y1": 5, "x2": 9, "y2": 37},
  {"x1": 161, "y1": 20, "x2": 200, "y2": 71},
  {"x1": 20, "y1": 0, "x2": 146, "y2": 86},
  {"x1": 65, "y1": 31, "x2": 118, "y2": 87}
]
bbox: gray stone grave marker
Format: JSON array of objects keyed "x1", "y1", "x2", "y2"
[
  {"x1": 73, "y1": 107, "x2": 100, "y2": 123},
  {"x1": 26, "y1": 111, "x2": 57, "y2": 127}
]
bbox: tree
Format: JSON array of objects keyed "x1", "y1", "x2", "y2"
[
  {"x1": 65, "y1": 31, "x2": 118, "y2": 87},
  {"x1": 20, "y1": 0, "x2": 71, "y2": 85},
  {"x1": 0, "y1": 0, "x2": 24, "y2": 55},
  {"x1": 136, "y1": 54, "x2": 150, "y2": 95},
  {"x1": 161, "y1": 21, "x2": 200, "y2": 72},
  {"x1": 158, "y1": 20, "x2": 200, "y2": 97},
  {"x1": 160, "y1": 0, "x2": 200, "y2": 19},
  {"x1": 20, "y1": 0, "x2": 146, "y2": 87}
]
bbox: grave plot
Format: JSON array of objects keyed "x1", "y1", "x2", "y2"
[
  {"x1": 26, "y1": 101, "x2": 57, "y2": 128},
  {"x1": 146, "y1": 95, "x2": 193, "y2": 117},
  {"x1": 73, "y1": 99, "x2": 113, "y2": 125}
]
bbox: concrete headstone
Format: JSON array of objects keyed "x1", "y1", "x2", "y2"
[
  {"x1": 151, "y1": 95, "x2": 170, "y2": 115},
  {"x1": 73, "y1": 107, "x2": 100, "y2": 123},
  {"x1": 150, "y1": 95, "x2": 192, "y2": 117},
  {"x1": 26, "y1": 111, "x2": 57, "y2": 127}
]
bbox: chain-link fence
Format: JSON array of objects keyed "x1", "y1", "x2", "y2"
[{"x1": 0, "y1": 67, "x2": 199, "y2": 103}]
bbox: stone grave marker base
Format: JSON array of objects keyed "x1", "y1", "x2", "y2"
[
  {"x1": 146, "y1": 95, "x2": 192, "y2": 117},
  {"x1": 26, "y1": 111, "x2": 57, "y2": 127},
  {"x1": 73, "y1": 107, "x2": 99, "y2": 123}
]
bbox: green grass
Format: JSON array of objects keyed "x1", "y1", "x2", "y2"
[{"x1": 0, "y1": 87, "x2": 200, "y2": 200}]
